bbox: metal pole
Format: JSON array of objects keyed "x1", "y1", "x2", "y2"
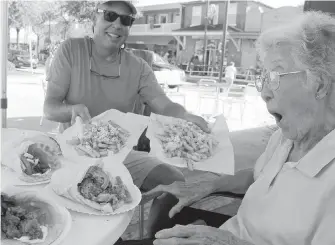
[
  {"x1": 203, "y1": 0, "x2": 209, "y2": 69},
  {"x1": 0, "y1": 0, "x2": 8, "y2": 128},
  {"x1": 219, "y1": 0, "x2": 229, "y2": 83}
]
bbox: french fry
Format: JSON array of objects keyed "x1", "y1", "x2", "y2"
[
  {"x1": 76, "y1": 145, "x2": 97, "y2": 158},
  {"x1": 99, "y1": 150, "x2": 108, "y2": 157},
  {"x1": 75, "y1": 146, "x2": 87, "y2": 156},
  {"x1": 98, "y1": 143, "x2": 108, "y2": 148},
  {"x1": 182, "y1": 141, "x2": 193, "y2": 152}
]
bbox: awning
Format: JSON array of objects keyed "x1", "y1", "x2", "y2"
[{"x1": 127, "y1": 36, "x2": 174, "y2": 46}]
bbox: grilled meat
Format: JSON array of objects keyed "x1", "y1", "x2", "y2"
[
  {"x1": 78, "y1": 176, "x2": 104, "y2": 200},
  {"x1": 20, "y1": 144, "x2": 51, "y2": 176},
  {"x1": 77, "y1": 166, "x2": 132, "y2": 207},
  {"x1": 1, "y1": 194, "x2": 43, "y2": 240}
]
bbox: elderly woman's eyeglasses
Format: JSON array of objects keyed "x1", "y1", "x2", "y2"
[
  {"x1": 255, "y1": 71, "x2": 304, "y2": 92},
  {"x1": 97, "y1": 9, "x2": 135, "y2": 26}
]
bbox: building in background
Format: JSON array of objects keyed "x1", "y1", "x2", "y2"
[
  {"x1": 127, "y1": 3, "x2": 182, "y2": 56},
  {"x1": 261, "y1": 6, "x2": 303, "y2": 32},
  {"x1": 171, "y1": 0, "x2": 272, "y2": 70}
]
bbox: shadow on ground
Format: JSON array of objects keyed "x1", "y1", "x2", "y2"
[{"x1": 7, "y1": 117, "x2": 59, "y2": 134}]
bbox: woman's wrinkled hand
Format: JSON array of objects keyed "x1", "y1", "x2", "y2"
[
  {"x1": 153, "y1": 224, "x2": 253, "y2": 245},
  {"x1": 141, "y1": 181, "x2": 213, "y2": 218},
  {"x1": 70, "y1": 104, "x2": 91, "y2": 125}
]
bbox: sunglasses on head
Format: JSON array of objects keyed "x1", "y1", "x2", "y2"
[{"x1": 97, "y1": 9, "x2": 135, "y2": 26}]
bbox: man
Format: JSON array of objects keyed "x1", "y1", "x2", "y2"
[
  {"x1": 224, "y1": 61, "x2": 237, "y2": 86},
  {"x1": 44, "y1": 0, "x2": 209, "y2": 238}
]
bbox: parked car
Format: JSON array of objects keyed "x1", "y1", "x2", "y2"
[
  {"x1": 152, "y1": 52, "x2": 186, "y2": 87},
  {"x1": 8, "y1": 49, "x2": 38, "y2": 69},
  {"x1": 129, "y1": 49, "x2": 186, "y2": 87}
]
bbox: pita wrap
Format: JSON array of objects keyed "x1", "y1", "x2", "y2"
[
  {"x1": 51, "y1": 160, "x2": 133, "y2": 214},
  {"x1": 1, "y1": 187, "x2": 70, "y2": 245},
  {"x1": 2, "y1": 134, "x2": 63, "y2": 183}
]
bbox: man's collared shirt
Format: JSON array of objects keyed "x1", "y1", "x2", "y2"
[{"x1": 220, "y1": 129, "x2": 335, "y2": 245}]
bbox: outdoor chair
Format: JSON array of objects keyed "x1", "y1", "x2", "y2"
[
  {"x1": 196, "y1": 78, "x2": 221, "y2": 119},
  {"x1": 219, "y1": 84, "x2": 248, "y2": 124},
  {"x1": 165, "y1": 87, "x2": 186, "y2": 108}
]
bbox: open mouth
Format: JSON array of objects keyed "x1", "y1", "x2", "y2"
[
  {"x1": 270, "y1": 112, "x2": 283, "y2": 123},
  {"x1": 106, "y1": 33, "x2": 121, "y2": 39}
]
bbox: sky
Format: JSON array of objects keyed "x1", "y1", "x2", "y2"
[{"x1": 135, "y1": 0, "x2": 305, "y2": 8}]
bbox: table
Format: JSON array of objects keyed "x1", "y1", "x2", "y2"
[
  {"x1": 2, "y1": 167, "x2": 134, "y2": 245},
  {"x1": 1, "y1": 129, "x2": 135, "y2": 245}
]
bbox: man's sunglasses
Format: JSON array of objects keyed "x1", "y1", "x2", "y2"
[{"x1": 97, "y1": 9, "x2": 135, "y2": 26}]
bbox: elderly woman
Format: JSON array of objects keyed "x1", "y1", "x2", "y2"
[{"x1": 121, "y1": 11, "x2": 335, "y2": 245}]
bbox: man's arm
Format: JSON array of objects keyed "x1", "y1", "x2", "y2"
[
  {"x1": 43, "y1": 40, "x2": 72, "y2": 123},
  {"x1": 148, "y1": 95, "x2": 187, "y2": 119},
  {"x1": 137, "y1": 59, "x2": 188, "y2": 119},
  {"x1": 44, "y1": 84, "x2": 73, "y2": 123}
]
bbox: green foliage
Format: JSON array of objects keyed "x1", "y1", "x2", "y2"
[
  {"x1": 8, "y1": 1, "x2": 24, "y2": 29},
  {"x1": 61, "y1": 1, "x2": 98, "y2": 22}
]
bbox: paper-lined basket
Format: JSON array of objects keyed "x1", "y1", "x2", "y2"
[
  {"x1": 146, "y1": 113, "x2": 235, "y2": 175},
  {"x1": 48, "y1": 159, "x2": 142, "y2": 215},
  {"x1": 56, "y1": 109, "x2": 149, "y2": 165}
]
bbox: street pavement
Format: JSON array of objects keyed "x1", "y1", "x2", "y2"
[{"x1": 5, "y1": 70, "x2": 59, "y2": 134}]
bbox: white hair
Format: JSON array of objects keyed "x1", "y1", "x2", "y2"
[{"x1": 256, "y1": 11, "x2": 335, "y2": 103}]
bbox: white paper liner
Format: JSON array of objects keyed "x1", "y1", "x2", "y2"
[
  {"x1": 48, "y1": 159, "x2": 141, "y2": 215},
  {"x1": 1, "y1": 186, "x2": 72, "y2": 245},
  {"x1": 56, "y1": 109, "x2": 149, "y2": 165},
  {"x1": 146, "y1": 113, "x2": 235, "y2": 175},
  {"x1": 1, "y1": 166, "x2": 51, "y2": 186},
  {"x1": 1, "y1": 129, "x2": 62, "y2": 185}
]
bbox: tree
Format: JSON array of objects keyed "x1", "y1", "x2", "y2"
[
  {"x1": 8, "y1": 1, "x2": 25, "y2": 47},
  {"x1": 61, "y1": 1, "x2": 97, "y2": 22},
  {"x1": 20, "y1": 1, "x2": 60, "y2": 55}
]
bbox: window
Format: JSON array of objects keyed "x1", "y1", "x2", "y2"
[
  {"x1": 191, "y1": 6, "x2": 202, "y2": 26},
  {"x1": 159, "y1": 14, "x2": 168, "y2": 24},
  {"x1": 172, "y1": 12, "x2": 181, "y2": 23},
  {"x1": 207, "y1": 4, "x2": 218, "y2": 25}
]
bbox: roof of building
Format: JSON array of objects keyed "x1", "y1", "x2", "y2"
[
  {"x1": 137, "y1": 3, "x2": 181, "y2": 12},
  {"x1": 173, "y1": 24, "x2": 242, "y2": 32},
  {"x1": 180, "y1": 0, "x2": 273, "y2": 9}
]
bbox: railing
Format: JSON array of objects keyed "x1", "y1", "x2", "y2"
[
  {"x1": 179, "y1": 64, "x2": 259, "y2": 86},
  {"x1": 130, "y1": 23, "x2": 181, "y2": 34}
]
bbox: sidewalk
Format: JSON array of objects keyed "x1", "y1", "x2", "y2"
[
  {"x1": 15, "y1": 65, "x2": 45, "y2": 75},
  {"x1": 7, "y1": 116, "x2": 59, "y2": 135}
]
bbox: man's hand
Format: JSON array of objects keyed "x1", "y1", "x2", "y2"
[
  {"x1": 154, "y1": 225, "x2": 254, "y2": 245},
  {"x1": 183, "y1": 112, "x2": 210, "y2": 133},
  {"x1": 142, "y1": 181, "x2": 214, "y2": 218},
  {"x1": 70, "y1": 104, "x2": 91, "y2": 125}
]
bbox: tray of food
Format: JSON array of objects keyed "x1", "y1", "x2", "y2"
[
  {"x1": 146, "y1": 113, "x2": 235, "y2": 175},
  {"x1": 66, "y1": 120, "x2": 130, "y2": 158},
  {"x1": 1, "y1": 186, "x2": 71, "y2": 245},
  {"x1": 2, "y1": 130, "x2": 63, "y2": 185},
  {"x1": 48, "y1": 160, "x2": 141, "y2": 215},
  {"x1": 57, "y1": 109, "x2": 149, "y2": 164}
]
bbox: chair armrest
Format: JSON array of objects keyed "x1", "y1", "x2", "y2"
[{"x1": 209, "y1": 191, "x2": 244, "y2": 199}]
